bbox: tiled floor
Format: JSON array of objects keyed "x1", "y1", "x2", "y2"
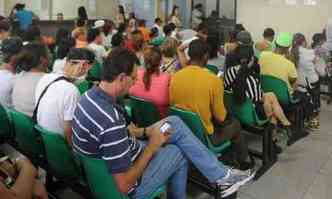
[
  {"x1": 189, "y1": 101, "x2": 332, "y2": 199},
  {"x1": 2, "y1": 102, "x2": 332, "y2": 199}
]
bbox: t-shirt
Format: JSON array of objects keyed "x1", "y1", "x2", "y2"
[
  {"x1": 129, "y1": 68, "x2": 171, "y2": 117},
  {"x1": 72, "y1": 86, "x2": 142, "y2": 193},
  {"x1": 224, "y1": 65, "x2": 263, "y2": 103},
  {"x1": 259, "y1": 51, "x2": 298, "y2": 94},
  {"x1": 102, "y1": 30, "x2": 117, "y2": 48},
  {"x1": 52, "y1": 58, "x2": 66, "y2": 74},
  {"x1": 88, "y1": 43, "x2": 108, "y2": 64},
  {"x1": 297, "y1": 47, "x2": 319, "y2": 89},
  {"x1": 35, "y1": 73, "x2": 80, "y2": 135},
  {"x1": 0, "y1": 70, "x2": 15, "y2": 107},
  {"x1": 12, "y1": 72, "x2": 45, "y2": 117},
  {"x1": 170, "y1": 65, "x2": 227, "y2": 134},
  {"x1": 15, "y1": 10, "x2": 33, "y2": 31},
  {"x1": 138, "y1": 27, "x2": 151, "y2": 42},
  {"x1": 153, "y1": 24, "x2": 164, "y2": 38}
]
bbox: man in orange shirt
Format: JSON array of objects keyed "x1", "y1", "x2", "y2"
[
  {"x1": 170, "y1": 39, "x2": 250, "y2": 169},
  {"x1": 138, "y1": 19, "x2": 151, "y2": 42}
]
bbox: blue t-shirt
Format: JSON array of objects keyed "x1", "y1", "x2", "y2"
[{"x1": 15, "y1": 10, "x2": 33, "y2": 31}]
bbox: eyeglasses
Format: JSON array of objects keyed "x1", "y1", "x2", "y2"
[{"x1": 68, "y1": 59, "x2": 88, "y2": 66}]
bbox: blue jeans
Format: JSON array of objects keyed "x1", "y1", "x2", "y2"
[{"x1": 133, "y1": 116, "x2": 229, "y2": 199}]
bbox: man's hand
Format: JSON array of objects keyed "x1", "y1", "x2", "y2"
[
  {"x1": 15, "y1": 158, "x2": 37, "y2": 177},
  {"x1": 146, "y1": 126, "x2": 171, "y2": 154},
  {"x1": 127, "y1": 123, "x2": 144, "y2": 138}
]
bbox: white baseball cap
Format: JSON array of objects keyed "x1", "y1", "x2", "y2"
[{"x1": 93, "y1": 20, "x2": 105, "y2": 29}]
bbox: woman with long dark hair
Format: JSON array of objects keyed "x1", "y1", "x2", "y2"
[
  {"x1": 169, "y1": 5, "x2": 181, "y2": 29},
  {"x1": 129, "y1": 46, "x2": 171, "y2": 117},
  {"x1": 78, "y1": 6, "x2": 88, "y2": 21},
  {"x1": 290, "y1": 33, "x2": 321, "y2": 130},
  {"x1": 224, "y1": 37, "x2": 290, "y2": 153},
  {"x1": 116, "y1": 5, "x2": 126, "y2": 26}
]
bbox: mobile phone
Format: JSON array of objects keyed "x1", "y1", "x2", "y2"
[{"x1": 160, "y1": 122, "x2": 172, "y2": 134}]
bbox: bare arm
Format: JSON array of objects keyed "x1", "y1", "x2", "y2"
[
  {"x1": 64, "y1": 121, "x2": 73, "y2": 146},
  {"x1": 113, "y1": 126, "x2": 170, "y2": 194},
  {"x1": 177, "y1": 43, "x2": 189, "y2": 68},
  {"x1": 6, "y1": 159, "x2": 37, "y2": 199}
]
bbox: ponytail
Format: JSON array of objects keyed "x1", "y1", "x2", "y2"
[
  {"x1": 143, "y1": 46, "x2": 162, "y2": 90},
  {"x1": 291, "y1": 33, "x2": 306, "y2": 67}
]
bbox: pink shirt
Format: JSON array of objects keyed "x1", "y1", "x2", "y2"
[{"x1": 129, "y1": 68, "x2": 171, "y2": 118}]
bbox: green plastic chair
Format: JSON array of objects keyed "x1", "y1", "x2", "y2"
[
  {"x1": 224, "y1": 91, "x2": 269, "y2": 127},
  {"x1": 223, "y1": 91, "x2": 276, "y2": 179},
  {"x1": 260, "y1": 75, "x2": 298, "y2": 105},
  {"x1": 128, "y1": 96, "x2": 161, "y2": 127},
  {"x1": 34, "y1": 125, "x2": 80, "y2": 180},
  {"x1": 0, "y1": 104, "x2": 13, "y2": 140},
  {"x1": 168, "y1": 107, "x2": 231, "y2": 155},
  {"x1": 206, "y1": 64, "x2": 219, "y2": 75},
  {"x1": 87, "y1": 62, "x2": 102, "y2": 81},
  {"x1": 78, "y1": 154, "x2": 165, "y2": 199},
  {"x1": 7, "y1": 109, "x2": 43, "y2": 161},
  {"x1": 76, "y1": 80, "x2": 94, "y2": 95}
]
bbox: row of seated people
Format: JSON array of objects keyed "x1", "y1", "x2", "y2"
[
  {"x1": 0, "y1": 33, "x2": 255, "y2": 199},
  {"x1": 0, "y1": 18, "x2": 329, "y2": 198}
]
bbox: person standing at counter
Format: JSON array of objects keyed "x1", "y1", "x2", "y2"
[{"x1": 15, "y1": 4, "x2": 39, "y2": 33}]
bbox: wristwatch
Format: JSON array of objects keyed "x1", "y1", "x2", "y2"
[{"x1": 142, "y1": 128, "x2": 148, "y2": 139}]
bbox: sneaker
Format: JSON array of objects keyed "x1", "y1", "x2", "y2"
[
  {"x1": 217, "y1": 168, "x2": 256, "y2": 198},
  {"x1": 308, "y1": 118, "x2": 320, "y2": 131}
]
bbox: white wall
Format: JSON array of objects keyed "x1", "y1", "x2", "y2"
[
  {"x1": 220, "y1": 0, "x2": 235, "y2": 19},
  {"x1": 0, "y1": 0, "x2": 5, "y2": 16},
  {"x1": 52, "y1": 0, "x2": 94, "y2": 19},
  {"x1": 237, "y1": 0, "x2": 332, "y2": 42},
  {"x1": 4, "y1": 0, "x2": 49, "y2": 19}
]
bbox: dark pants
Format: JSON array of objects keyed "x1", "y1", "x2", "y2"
[{"x1": 210, "y1": 118, "x2": 249, "y2": 164}]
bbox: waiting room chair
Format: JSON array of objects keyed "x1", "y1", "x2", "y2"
[
  {"x1": 0, "y1": 104, "x2": 13, "y2": 142},
  {"x1": 34, "y1": 125, "x2": 89, "y2": 197},
  {"x1": 168, "y1": 106, "x2": 234, "y2": 199},
  {"x1": 260, "y1": 75, "x2": 307, "y2": 145},
  {"x1": 78, "y1": 154, "x2": 165, "y2": 199},
  {"x1": 34, "y1": 125, "x2": 80, "y2": 180},
  {"x1": 206, "y1": 64, "x2": 219, "y2": 75},
  {"x1": 224, "y1": 90, "x2": 275, "y2": 179},
  {"x1": 86, "y1": 62, "x2": 102, "y2": 82},
  {"x1": 168, "y1": 106, "x2": 231, "y2": 155},
  {"x1": 76, "y1": 80, "x2": 94, "y2": 95},
  {"x1": 6, "y1": 108, "x2": 43, "y2": 164},
  {"x1": 127, "y1": 96, "x2": 161, "y2": 127}
]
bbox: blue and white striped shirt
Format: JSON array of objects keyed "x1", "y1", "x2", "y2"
[{"x1": 72, "y1": 86, "x2": 142, "y2": 183}]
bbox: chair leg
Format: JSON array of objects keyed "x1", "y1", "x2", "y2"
[
  {"x1": 288, "y1": 106, "x2": 308, "y2": 145},
  {"x1": 254, "y1": 125, "x2": 276, "y2": 180}
]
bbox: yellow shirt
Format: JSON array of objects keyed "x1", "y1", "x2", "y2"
[
  {"x1": 259, "y1": 51, "x2": 298, "y2": 93},
  {"x1": 170, "y1": 65, "x2": 227, "y2": 134}
]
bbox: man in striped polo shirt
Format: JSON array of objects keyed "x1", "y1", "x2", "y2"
[{"x1": 72, "y1": 48, "x2": 255, "y2": 199}]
